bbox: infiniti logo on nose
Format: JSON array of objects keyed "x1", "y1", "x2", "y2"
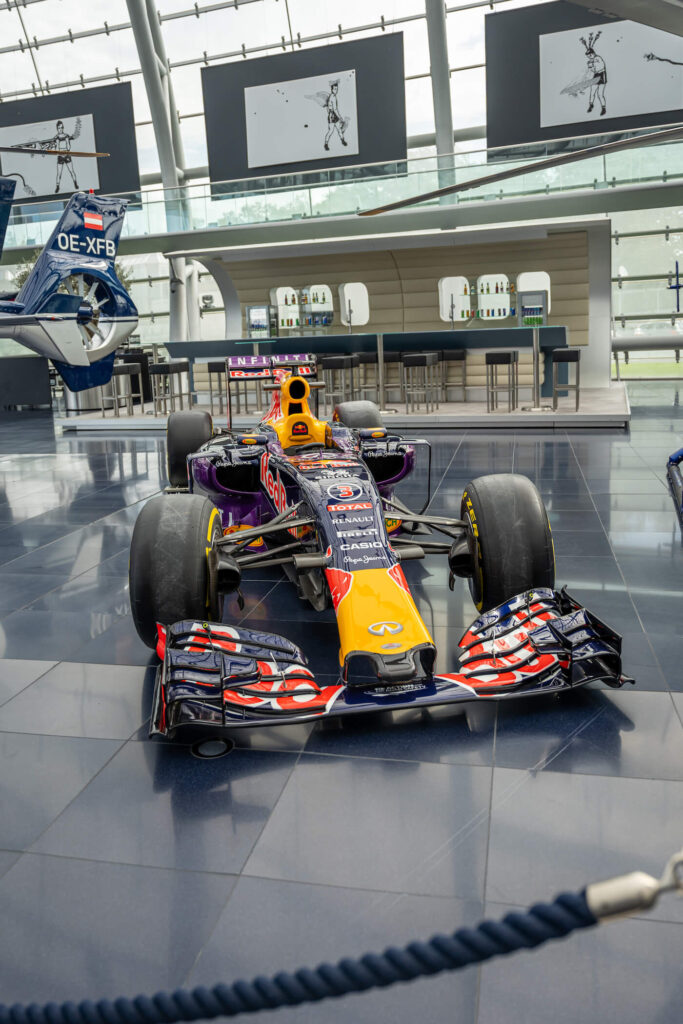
[{"x1": 368, "y1": 621, "x2": 403, "y2": 636}]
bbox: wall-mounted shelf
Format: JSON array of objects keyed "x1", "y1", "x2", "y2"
[
  {"x1": 269, "y1": 286, "x2": 301, "y2": 330},
  {"x1": 300, "y1": 284, "x2": 334, "y2": 329},
  {"x1": 438, "y1": 276, "x2": 472, "y2": 323},
  {"x1": 475, "y1": 274, "x2": 511, "y2": 321}
]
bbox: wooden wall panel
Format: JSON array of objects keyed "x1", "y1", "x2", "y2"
[{"x1": 221, "y1": 229, "x2": 590, "y2": 352}]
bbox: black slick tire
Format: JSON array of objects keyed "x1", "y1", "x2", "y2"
[
  {"x1": 461, "y1": 473, "x2": 555, "y2": 612},
  {"x1": 333, "y1": 400, "x2": 383, "y2": 428},
  {"x1": 166, "y1": 410, "x2": 213, "y2": 487},
  {"x1": 129, "y1": 494, "x2": 221, "y2": 647}
]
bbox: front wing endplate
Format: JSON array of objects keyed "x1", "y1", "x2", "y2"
[{"x1": 151, "y1": 588, "x2": 631, "y2": 737}]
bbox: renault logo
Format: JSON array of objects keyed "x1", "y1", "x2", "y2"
[{"x1": 368, "y1": 621, "x2": 403, "y2": 636}]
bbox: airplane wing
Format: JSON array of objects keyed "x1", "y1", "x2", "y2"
[{"x1": 0, "y1": 312, "x2": 90, "y2": 365}]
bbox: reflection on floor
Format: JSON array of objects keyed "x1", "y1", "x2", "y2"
[
  {"x1": 56, "y1": 383, "x2": 631, "y2": 431},
  {"x1": 0, "y1": 381, "x2": 681, "y2": 1024}
]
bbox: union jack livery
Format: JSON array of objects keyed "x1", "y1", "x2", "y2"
[{"x1": 129, "y1": 356, "x2": 632, "y2": 739}]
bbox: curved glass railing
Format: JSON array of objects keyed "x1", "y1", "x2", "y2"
[{"x1": 4, "y1": 123, "x2": 682, "y2": 252}]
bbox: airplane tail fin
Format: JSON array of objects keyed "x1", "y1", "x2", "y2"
[
  {"x1": 7, "y1": 191, "x2": 138, "y2": 391},
  {"x1": 16, "y1": 191, "x2": 132, "y2": 313}
]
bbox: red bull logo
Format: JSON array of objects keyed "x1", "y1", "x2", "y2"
[{"x1": 260, "y1": 451, "x2": 288, "y2": 514}]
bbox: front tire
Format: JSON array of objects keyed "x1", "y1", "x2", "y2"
[
  {"x1": 129, "y1": 494, "x2": 221, "y2": 647},
  {"x1": 461, "y1": 473, "x2": 555, "y2": 612},
  {"x1": 167, "y1": 410, "x2": 213, "y2": 487}
]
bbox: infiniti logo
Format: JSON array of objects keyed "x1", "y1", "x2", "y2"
[{"x1": 368, "y1": 621, "x2": 403, "y2": 636}]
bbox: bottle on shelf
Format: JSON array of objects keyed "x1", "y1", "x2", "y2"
[
  {"x1": 284, "y1": 294, "x2": 288, "y2": 305},
  {"x1": 486, "y1": 282, "x2": 490, "y2": 294},
  {"x1": 495, "y1": 282, "x2": 499, "y2": 294}
]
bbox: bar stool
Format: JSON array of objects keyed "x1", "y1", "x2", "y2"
[
  {"x1": 402, "y1": 352, "x2": 440, "y2": 413},
  {"x1": 320, "y1": 354, "x2": 359, "y2": 414},
  {"x1": 485, "y1": 351, "x2": 518, "y2": 413},
  {"x1": 101, "y1": 363, "x2": 142, "y2": 418},
  {"x1": 357, "y1": 352, "x2": 379, "y2": 403},
  {"x1": 149, "y1": 360, "x2": 192, "y2": 416},
  {"x1": 382, "y1": 350, "x2": 404, "y2": 404},
  {"x1": 207, "y1": 360, "x2": 227, "y2": 416},
  {"x1": 441, "y1": 350, "x2": 467, "y2": 403},
  {"x1": 552, "y1": 349, "x2": 581, "y2": 411}
]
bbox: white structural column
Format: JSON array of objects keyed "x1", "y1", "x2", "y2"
[
  {"x1": 125, "y1": 0, "x2": 197, "y2": 341},
  {"x1": 424, "y1": 0, "x2": 455, "y2": 190}
]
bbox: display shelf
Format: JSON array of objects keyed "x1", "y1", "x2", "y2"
[
  {"x1": 475, "y1": 274, "x2": 512, "y2": 321},
  {"x1": 300, "y1": 284, "x2": 334, "y2": 329},
  {"x1": 269, "y1": 286, "x2": 301, "y2": 330},
  {"x1": 438, "y1": 276, "x2": 472, "y2": 323}
]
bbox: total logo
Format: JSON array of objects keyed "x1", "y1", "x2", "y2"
[
  {"x1": 326, "y1": 482, "x2": 365, "y2": 502},
  {"x1": 56, "y1": 232, "x2": 116, "y2": 258},
  {"x1": 328, "y1": 502, "x2": 373, "y2": 513},
  {"x1": 260, "y1": 451, "x2": 288, "y2": 514}
]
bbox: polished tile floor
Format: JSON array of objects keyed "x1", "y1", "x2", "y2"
[{"x1": 0, "y1": 381, "x2": 682, "y2": 1023}]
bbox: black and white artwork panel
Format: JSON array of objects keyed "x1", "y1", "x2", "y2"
[
  {"x1": 0, "y1": 114, "x2": 100, "y2": 200},
  {"x1": 540, "y1": 20, "x2": 683, "y2": 128},
  {"x1": 245, "y1": 69, "x2": 359, "y2": 169}
]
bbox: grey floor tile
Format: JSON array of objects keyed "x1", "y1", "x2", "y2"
[
  {"x1": 0, "y1": 731, "x2": 121, "y2": 849},
  {"x1": 244, "y1": 753, "x2": 491, "y2": 898},
  {"x1": 32, "y1": 742, "x2": 297, "y2": 873},
  {"x1": 477, "y1": 907, "x2": 683, "y2": 1024},
  {"x1": 486, "y1": 767, "x2": 683, "y2": 924},
  {"x1": 0, "y1": 853, "x2": 235, "y2": 1004},
  {"x1": 0, "y1": 658, "x2": 56, "y2": 705},
  {"x1": 187, "y1": 875, "x2": 480, "y2": 1024},
  {"x1": 0, "y1": 662, "x2": 154, "y2": 739},
  {"x1": 494, "y1": 689, "x2": 683, "y2": 780},
  {"x1": 305, "y1": 700, "x2": 496, "y2": 766}
]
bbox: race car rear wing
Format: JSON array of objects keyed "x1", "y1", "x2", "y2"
[{"x1": 224, "y1": 352, "x2": 317, "y2": 426}]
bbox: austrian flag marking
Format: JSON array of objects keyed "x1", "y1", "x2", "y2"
[{"x1": 84, "y1": 212, "x2": 103, "y2": 231}]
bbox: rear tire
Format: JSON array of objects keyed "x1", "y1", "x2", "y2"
[
  {"x1": 129, "y1": 494, "x2": 221, "y2": 647},
  {"x1": 333, "y1": 400, "x2": 383, "y2": 428},
  {"x1": 461, "y1": 473, "x2": 555, "y2": 612},
  {"x1": 167, "y1": 410, "x2": 213, "y2": 487}
]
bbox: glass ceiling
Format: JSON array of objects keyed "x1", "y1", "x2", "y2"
[{"x1": 0, "y1": 0, "x2": 547, "y2": 174}]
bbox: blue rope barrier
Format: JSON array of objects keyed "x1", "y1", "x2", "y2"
[{"x1": 0, "y1": 890, "x2": 596, "y2": 1023}]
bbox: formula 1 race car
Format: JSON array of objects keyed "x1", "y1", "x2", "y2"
[{"x1": 129, "y1": 354, "x2": 630, "y2": 739}]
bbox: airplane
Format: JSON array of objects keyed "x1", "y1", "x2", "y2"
[{"x1": 0, "y1": 177, "x2": 138, "y2": 392}]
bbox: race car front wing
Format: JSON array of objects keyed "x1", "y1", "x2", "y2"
[{"x1": 150, "y1": 588, "x2": 632, "y2": 737}]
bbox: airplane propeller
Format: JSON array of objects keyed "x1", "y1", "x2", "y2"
[
  {"x1": 358, "y1": 123, "x2": 683, "y2": 216},
  {"x1": 0, "y1": 146, "x2": 109, "y2": 158}
]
